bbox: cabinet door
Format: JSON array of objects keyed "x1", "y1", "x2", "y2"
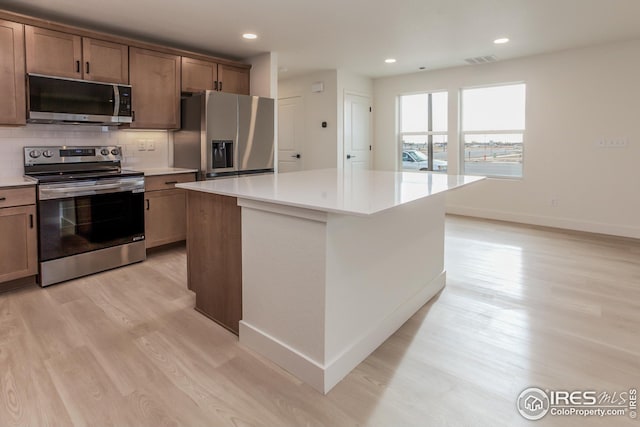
[
  {"x1": 82, "y1": 37, "x2": 128, "y2": 84},
  {"x1": 25, "y1": 25, "x2": 82, "y2": 79},
  {"x1": 0, "y1": 205, "x2": 37, "y2": 283},
  {"x1": 0, "y1": 20, "x2": 25, "y2": 125},
  {"x1": 145, "y1": 189, "x2": 187, "y2": 248},
  {"x1": 218, "y1": 64, "x2": 250, "y2": 95},
  {"x1": 129, "y1": 47, "x2": 181, "y2": 129},
  {"x1": 181, "y1": 56, "x2": 217, "y2": 93}
]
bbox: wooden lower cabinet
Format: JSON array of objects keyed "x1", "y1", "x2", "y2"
[
  {"x1": 144, "y1": 173, "x2": 195, "y2": 249},
  {"x1": 185, "y1": 191, "x2": 242, "y2": 334},
  {"x1": 145, "y1": 189, "x2": 187, "y2": 248},
  {"x1": 0, "y1": 201, "x2": 37, "y2": 284}
]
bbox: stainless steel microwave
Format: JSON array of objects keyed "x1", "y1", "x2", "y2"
[{"x1": 27, "y1": 74, "x2": 133, "y2": 126}]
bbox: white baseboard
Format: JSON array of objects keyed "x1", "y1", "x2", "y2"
[
  {"x1": 323, "y1": 271, "x2": 446, "y2": 393},
  {"x1": 239, "y1": 271, "x2": 447, "y2": 394},
  {"x1": 446, "y1": 205, "x2": 640, "y2": 239},
  {"x1": 239, "y1": 321, "x2": 326, "y2": 392}
]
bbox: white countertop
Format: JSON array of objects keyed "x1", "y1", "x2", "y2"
[
  {"x1": 0, "y1": 176, "x2": 37, "y2": 188},
  {"x1": 137, "y1": 167, "x2": 198, "y2": 176},
  {"x1": 177, "y1": 169, "x2": 485, "y2": 216}
]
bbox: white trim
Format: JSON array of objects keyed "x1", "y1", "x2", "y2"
[
  {"x1": 239, "y1": 321, "x2": 326, "y2": 392},
  {"x1": 446, "y1": 205, "x2": 640, "y2": 239},
  {"x1": 323, "y1": 271, "x2": 446, "y2": 392},
  {"x1": 238, "y1": 198, "x2": 328, "y2": 223},
  {"x1": 239, "y1": 271, "x2": 447, "y2": 394}
]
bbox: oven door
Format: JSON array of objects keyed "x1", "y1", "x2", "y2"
[{"x1": 38, "y1": 177, "x2": 145, "y2": 262}]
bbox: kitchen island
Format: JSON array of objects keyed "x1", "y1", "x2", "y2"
[{"x1": 178, "y1": 169, "x2": 484, "y2": 393}]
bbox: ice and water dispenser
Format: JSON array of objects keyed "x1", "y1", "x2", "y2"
[{"x1": 212, "y1": 140, "x2": 234, "y2": 169}]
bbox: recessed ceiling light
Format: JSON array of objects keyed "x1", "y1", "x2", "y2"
[
  {"x1": 384, "y1": 58, "x2": 396, "y2": 64},
  {"x1": 494, "y1": 37, "x2": 509, "y2": 44},
  {"x1": 243, "y1": 33, "x2": 258, "y2": 40}
]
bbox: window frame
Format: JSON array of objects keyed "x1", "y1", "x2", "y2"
[
  {"x1": 459, "y1": 82, "x2": 526, "y2": 179},
  {"x1": 397, "y1": 90, "x2": 448, "y2": 173}
]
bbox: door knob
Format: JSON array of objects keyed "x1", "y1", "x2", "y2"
[
  {"x1": 291, "y1": 154, "x2": 301, "y2": 159},
  {"x1": 347, "y1": 154, "x2": 356, "y2": 159}
]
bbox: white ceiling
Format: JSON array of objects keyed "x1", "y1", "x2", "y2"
[{"x1": 4, "y1": 0, "x2": 640, "y2": 79}]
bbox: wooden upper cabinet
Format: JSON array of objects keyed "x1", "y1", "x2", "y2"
[
  {"x1": 81, "y1": 38, "x2": 128, "y2": 84},
  {"x1": 182, "y1": 56, "x2": 250, "y2": 95},
  {"x1": 25, "y1": 25, "x2": 82, "y2": 79},
  {"x1": 0, "y1": 20, "x2": 26, "y2": 125},
  {"x1": 218, "y1": 64, "x2": 250, "y2": 95},
  {"x1": 25, "y1": 26, "x2": 128, "y2": 84},
  {"x1": 129, "y1": 47, "x2": 181, "y2": 129},
  {"x1": 181, "y1": 56, "x2": 217, "y2": 92}
]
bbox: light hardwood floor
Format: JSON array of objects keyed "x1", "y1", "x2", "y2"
[{"x1": 1, "y1": 216, "x2": 639, "y2": 426}]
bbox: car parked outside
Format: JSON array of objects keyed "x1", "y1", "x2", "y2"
[{"x1": 402, "y1": 150, "x2": 447, "y2": 172}]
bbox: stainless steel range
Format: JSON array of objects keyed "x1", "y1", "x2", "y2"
[{"x1": 24, "y1": 146, "x2": 145, "y2": 287}]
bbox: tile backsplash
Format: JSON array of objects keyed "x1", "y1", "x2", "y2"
[{"x1": 0, "y1": 124, "x2": 171, "y2": 176}]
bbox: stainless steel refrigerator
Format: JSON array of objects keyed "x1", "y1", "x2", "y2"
[{"x1": 174, "y1": 91, "x2": 275, "y2": 180}]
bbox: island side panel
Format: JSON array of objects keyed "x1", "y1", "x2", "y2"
[
  {"x1": 323, "y1": 193, "x2": 446, "y2": 390},
  {"x1": 185, "y1": 191, "x2": 242, "y2": 334},
  {"x1": 238, "y1": 200, "x2": 328, "y2": 392}
]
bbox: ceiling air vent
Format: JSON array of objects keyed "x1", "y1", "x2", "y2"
[{"x1": 464, "y1": 55, "x2": 497, "y2": 65}]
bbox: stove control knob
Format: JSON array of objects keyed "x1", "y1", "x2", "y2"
[
  {"x1": 100, "y1": 148, "x2": 110, "y2": 156},
  {"x1": 29, "y1": 150, "x2": 41, "y2": 158},
  {"x1": 42, "y1": 150, "x2": 54, "y2": 158},
  {"x1": 110, "y1": 148, "x2": 120, "y2": 155}
]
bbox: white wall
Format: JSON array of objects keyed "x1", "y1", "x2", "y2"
[
  {"x1": 0, "y1": 125, "x2": 170, "y2": 176},
  {"x1": 249, "y1": 52, "x2": 278, "y2": 98},
  {"x1": 279, "y1": 70, "x2": 339, "y2": 170},
  {"x1": 278, "y1": 70, "x2": 373, "y2": 171},
  {"x1": 374, "y1": 39, "x2": 640, "y2": 238}
]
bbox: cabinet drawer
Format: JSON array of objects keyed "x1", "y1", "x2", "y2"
[
  {"x1": 145, "y1": 173, "x2": 195, "y2": 191},
  {"x1": 0, "y1": 187, "x2": 36, "y2": 208}
]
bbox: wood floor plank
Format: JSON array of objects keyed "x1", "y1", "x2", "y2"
[{"x1": 44, "y1": 346, "x2": 139, "y2": 426}]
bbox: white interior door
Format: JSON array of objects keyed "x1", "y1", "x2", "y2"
[
  {"x1": 278, "y1": 96, "x2": 303, "y2": 173},
  {"x1": 344, "y1": 93, "x2": 372, "y2": 176}
]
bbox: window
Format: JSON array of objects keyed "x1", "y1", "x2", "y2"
[
  {"x1": 398, "y1": 92, "x2": 448, "y2": 173},
  {"x1": 461, "y1": 83, "x2": 526, "y2": 178}
]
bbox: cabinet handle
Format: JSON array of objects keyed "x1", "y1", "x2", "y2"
[
  {"x1": 164, "y1": 180, "x2": 178, "y2": 185},
  {"x1": 29, "y1": 214, "x2": 34, "y2": 229},
  {"x1": 219, "y1": 81, "x2": 223, "y2": 91},
  {"x1": 76, "y1": 60, "x2": 80, "y2": 73},
  {"x1": 145, "y1": 199, "x2": 150, "y2": 210},
  {"x1": 0, "y1": 197, "x2": 5, "y2": 201},
  {"x1": 214, "y1": 81, "x2": 218, "y2": 91},
  {"x1": 86, "y1": 61, "x2": 90, "y2": 74},
  {"x1": 132, "y1": 111, "x2": 136, "y2": 122}
]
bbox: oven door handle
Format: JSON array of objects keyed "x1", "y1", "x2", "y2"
[{"x1": 39, "y1": 179, "x2": 145, "y2": 200}]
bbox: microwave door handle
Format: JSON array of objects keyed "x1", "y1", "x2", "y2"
[{"x1": 113, "y1": 85, "x2": 120, "y2": 116}]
